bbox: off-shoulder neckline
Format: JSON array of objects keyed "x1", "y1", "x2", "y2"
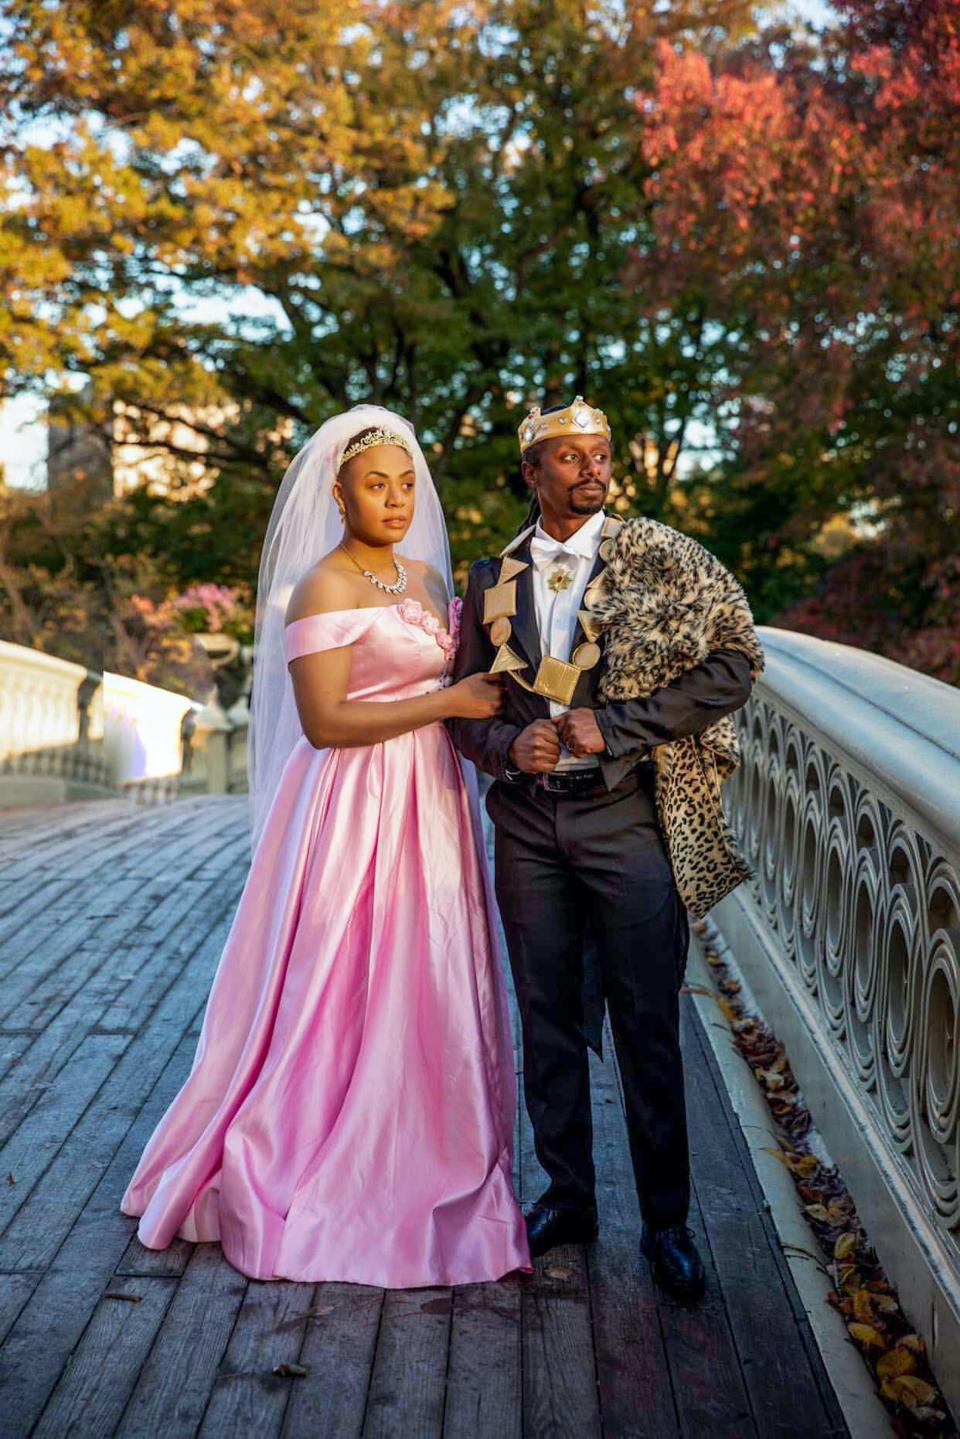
[{"x1": 284, "y1": 598, "x2": 453, "y2": 636}]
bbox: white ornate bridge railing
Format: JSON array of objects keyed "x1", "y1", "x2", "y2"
[
  {"x1": 0, "y1": 641, "x2": 109, "y2": 802},
  {"x1": 713, "y1": 626, "x2": 960, "y2": 1413},
  {"x1": 0, "y1": 640, "x2": 247, "y2": 806}
]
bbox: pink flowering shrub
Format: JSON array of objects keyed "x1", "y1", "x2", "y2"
[{"x1": 172, "y1": 583, "x2": 254, "y2": 641}]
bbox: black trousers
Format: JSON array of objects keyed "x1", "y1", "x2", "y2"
[{"x1": 486, "y1": 765, "x2": 691, "y2": 1229}]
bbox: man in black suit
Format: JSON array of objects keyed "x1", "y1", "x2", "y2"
[{"x1": 447, "y1": 397, "x2": 755, "y2": 1300}]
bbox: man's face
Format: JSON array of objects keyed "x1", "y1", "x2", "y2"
[{"x1": 524, "y1": 433, "x2": 612, "y2": 521}]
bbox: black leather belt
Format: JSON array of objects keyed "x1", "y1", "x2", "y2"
[
  {"x1": 533, "y1": 768, "x2": 608, "y2": 798},
  {"x1": 512, "y1": 759, "x2": 654, "y2": 802}
]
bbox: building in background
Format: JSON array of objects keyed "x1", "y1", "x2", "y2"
[{"x1": 45, "y1": 382, "x2": 240, "y2": 512}]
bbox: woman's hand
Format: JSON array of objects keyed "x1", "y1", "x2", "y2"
[{"x1": 447, "y1": 671, "x2": 504, "y2": 719}]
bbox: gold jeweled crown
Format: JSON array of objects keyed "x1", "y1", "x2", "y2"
[
  {"x1": 517, "y1": 395, "x2": 612, "y2": 455},
  {"x1": 339, "y1": 426, "x2": 413, "y2": 470}
]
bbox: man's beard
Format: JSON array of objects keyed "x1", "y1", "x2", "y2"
[{"x1": 567, "y1": 485, "x2": 607, "y2": 515}]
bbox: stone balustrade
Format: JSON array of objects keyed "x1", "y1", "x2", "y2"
[
  {"x1": 0, "y1": 640, "x2": 109, "y2": 802},
  {"x1": 714, "y1": 625, "x2": 960, "y2": 1413},
  {"x1": 0, "y1": 641, "x2": 247, "y2": 805}
]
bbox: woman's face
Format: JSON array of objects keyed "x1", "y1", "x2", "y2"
[{"x1": 334, "y1": 444, "x2": 416, "y2": 545}]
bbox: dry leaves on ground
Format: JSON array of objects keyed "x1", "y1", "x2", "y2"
[{"x1": 694, "y1": 921, "x2": 957, "y2": 1439}]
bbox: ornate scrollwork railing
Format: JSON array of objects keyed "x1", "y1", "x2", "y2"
[{"x1": 716, "y1": 626, "x2": 960, "y2": 1395}]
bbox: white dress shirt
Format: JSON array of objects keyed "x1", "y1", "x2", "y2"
[{"x1": 529, "y1": 509, "x2": 605, "y2": 771}]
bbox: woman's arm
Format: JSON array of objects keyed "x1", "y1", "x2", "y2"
[
  {"x1": 286, "y1": 568, "x2": 502, "y2": 750},
  {"x1": 290, "y1": 646, "x2": 449, "y2": 749}
]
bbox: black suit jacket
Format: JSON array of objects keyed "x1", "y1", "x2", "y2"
[{"x1": 447, "y1": 530, "x2": 755, "y2": 786}]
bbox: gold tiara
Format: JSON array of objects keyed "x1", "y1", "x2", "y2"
[
  {"x1": 518, "y1": 395, "x2": 611, "y2": 455},
  {"x1": 339, "y1": 427, "x2": 413, "y2": 470}
]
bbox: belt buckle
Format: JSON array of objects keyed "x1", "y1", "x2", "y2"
[{"x1": 540, "y1": 770, "x2": 589, "y2": 795}]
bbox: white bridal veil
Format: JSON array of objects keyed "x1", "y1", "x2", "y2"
[{"x1": 249, "y1": 404, "x2": 454, "y2": 847}]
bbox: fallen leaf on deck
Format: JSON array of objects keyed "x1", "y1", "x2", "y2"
[
  {"x1": 544, "y1": 1265, "x2": 571, "y2": 1281},
  {"x1": 834, "y1": 1232, "x2": 858, "y2": 1260},
  {"x1": 847, "y1": 1321, "x2": 886, "y2": 1349},
  {"x1": 876, "y1": 1346, "x2": 916, "y2": 1380},
  {"x1": 272, "y1": 1362, "x2": 310, "y2": 1378},
  {"x1": 882, "y1": 1374, "x2": 937, "y2": 1408},
  {"x1": 871, "y1": 1294, "x2": 898, "y2": 1314}
]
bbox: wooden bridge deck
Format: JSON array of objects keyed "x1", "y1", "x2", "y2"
[{"x1": 0, "y1": 796, "x2": 848, "y2": 1439}]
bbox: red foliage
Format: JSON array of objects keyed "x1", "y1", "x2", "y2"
[{"x1": 633, "y1": 3, "x2": 960, "y2": 684}]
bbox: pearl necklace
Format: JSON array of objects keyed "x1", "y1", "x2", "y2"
[{"x1": 339, "y1": 543, "x2": 408, "y2": 595}]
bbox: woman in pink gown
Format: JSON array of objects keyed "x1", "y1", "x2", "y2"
[{"x1": 120, "y1": 406, "x2": 532, "y2": 1288}]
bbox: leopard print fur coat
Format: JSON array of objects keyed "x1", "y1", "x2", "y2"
[{"x1": 594, "y1": 516, "x2": 766, "y2": 918}]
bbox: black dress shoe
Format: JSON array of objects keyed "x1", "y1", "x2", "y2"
[
  {"x1": 524, "y1": 1201, "x2": 599, "y2": 1258},
  {"x1": 640, "y1": 1222, "x2": 706, "y2": 1300}
]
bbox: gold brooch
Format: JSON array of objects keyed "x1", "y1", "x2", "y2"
[{"x1": 547, "y1": 566, "x2": 573, "y2": 593}]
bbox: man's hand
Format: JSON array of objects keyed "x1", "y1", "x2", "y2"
[
  {"x1": 508, "y1": 719, "x2": 561, "y2": 774},
  {"x1": 555, "y1": 708, "x2": 607, "y2": 758}
]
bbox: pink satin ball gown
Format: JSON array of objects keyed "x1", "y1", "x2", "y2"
[{"x1": 120, "y1": 596, "x2": 532, "y2": 1288}]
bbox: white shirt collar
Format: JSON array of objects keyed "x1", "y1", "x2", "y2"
[{"x1": 532, "y1": 508, "x2": 606, "y2": 561}]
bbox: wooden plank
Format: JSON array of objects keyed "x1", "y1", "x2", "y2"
[
  {"x1": 0, "y1": 796, "x2": 855, "y2": 1439},
  {"x1": 517, "y1": 1035, "x2": 602, "y2": 1439},
  {"x1": 0, "y1": 883, "x2": 220, "y2": 1146},
  {"x1": 684, "y1": 1012, "x2": 848, "y2": 1438},
  {"x1": 195, "y1": 1279, "x2": 321, "y2": 1439},
  {"x1": 0, "y1": 880, "x2": 233, "y2": 1243},
  {"x1": 485, "y1": 810, "x2": 601, "y2": 1439},
  {"x1": 111, "y1": 1245, "x2": 248, "y2": 1439},
  {"x1": 443, "y1": 1279, "x2": 522, "y2": 1439},
  {"x1": 587, "y1": 1032, "x2": 681, "y2": 1439},
  {"x1": 444, "y1": 907, "x2": 523, "y2": 1439},
  {"x1": 0, "y1": 876, "x2": 148, "y2": 1021},
  {"x1": 0, "y1": 898, "x2": 233, "y2": 1270},
  {"x1": 0, "y1": 876, "x2": 78, "y2": 941},
  {"x1": 29, "y1": 1275, "x2": 177, "y2": 1439},
  {"x1": 0, "y1": 1026, "x2": 202, "y2": 1433},
  {"x1": 361, "y1": 1287, "x2": 451, "y2": 1439},
  {"x1": 0, "y1": 1031, "x2": 131, "y2": 1239},
  {"x1": 0, "y1": 803, "x2": 234, "y2": 1019},
  {"x1": 281, "y1": 1284, "x2": 383, "y2": 1439},
  {"x1": 0, "y1": 800, "x2": 251, "y2": 1439},
  {"x1": 0, "y1": 1270, "x2": 38, "y2": 1348},
  {"x1": 0, "y1": 802, "x2": 183, "y2": 899},
  {"x1": 0, "y1": 830, "x2": 246, "y2": 1155},
  {"x1": 0, "y1": 802, "x2": 141, "y2": 869},
  {"x1": 642, "y1": 1001, "x2": 755, "y2": 1439}
]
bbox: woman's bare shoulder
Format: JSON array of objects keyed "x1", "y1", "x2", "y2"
[
  {"x1": 285, "y1": 553, "x2": 363, "y2": 625},
  {"x1": 402, "y1": 557, "x2": 449, "y2": 593}
]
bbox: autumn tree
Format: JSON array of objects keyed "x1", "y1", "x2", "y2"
[
  {"x1": 0, "y1": 0, "x2": 760, "y2": 611},
  {"x1": 633, "y1": 0, "x2": 960, "y2": 677}
]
